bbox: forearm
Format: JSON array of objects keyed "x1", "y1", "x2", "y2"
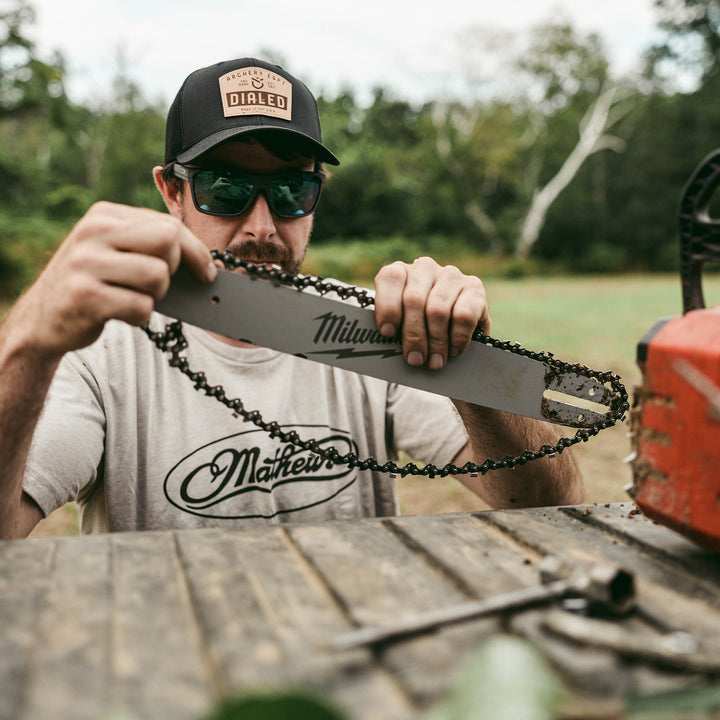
[
  {"x1": 370, "y1": 256, "x2": 582, "y2": 507},
  {"x1": 452, "y1": 400, "x2": 583, "y2": 509},
  {"x1": 0, "y1": 306, "x2": 61, "y2": 538}
]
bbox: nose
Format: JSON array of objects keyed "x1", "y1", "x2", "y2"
[{"x1": 240, "y1": 191, "x2": 276, "y2": 240}]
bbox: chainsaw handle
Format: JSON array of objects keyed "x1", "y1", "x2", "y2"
[{"x1": 679, "y1": 149, "x2": 720, "y2": 313}]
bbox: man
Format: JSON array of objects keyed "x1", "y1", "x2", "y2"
[{"x1": 0, "y1": 58, "x2": 582, "y2": 538}]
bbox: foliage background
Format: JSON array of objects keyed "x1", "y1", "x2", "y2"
[{"x1": 3, "y1": 0, "x2": 720, "y2": 296}]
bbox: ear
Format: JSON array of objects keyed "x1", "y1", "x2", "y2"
[{"x1": 153, "y1": 166, "x2": 184, "y2": 219}]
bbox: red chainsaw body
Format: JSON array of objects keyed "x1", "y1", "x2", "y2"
[{"x1": 631, "y1": 306, "x2": 720, "y2": 552}]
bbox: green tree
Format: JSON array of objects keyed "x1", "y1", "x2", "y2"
[
  {"x1": 429, "y1": 98, "x2": 528, "y2": 253},
  {"x1": 597, "y1": 70, "x2": 720, "y2": 273},
  {"x1": 0, "y1": 0, "x2": 75, "y2": 208},
  {"x1": 430, "y1": 22, "x2": 635, "y2": 259},
  {"x1": 0, "y1": 0, "x2": 84, "y2": 293},
  {"x1": 649, "y1": 0, "x2": 720, "y2": 81},
  {"x1": 313, "y1": 89, "x2": 432, "y2": 242},
  {"x1": 90, "y1": 57, "x2": 166, "y2": 210}
]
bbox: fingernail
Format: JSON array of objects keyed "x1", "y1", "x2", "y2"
[
  {"x1": 407, "y1": 351, "x2": 424, "y2": 367},
  {"x1": 449, "y1": 346, "x2": 460, "y2": 358},
  {"x1": 206, "y1": 262, "x2": 218, "y2": 282},
  {"x1": 429, "y1": 353, "x2": 445, "y2": 370},
  {"x1": 380, "y1": 323, "x2": 397, "y2": 337}
]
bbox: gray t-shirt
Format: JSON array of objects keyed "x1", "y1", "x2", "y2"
[{"x1": 23, "y1": 315, "x2": 468, "y2": 533}]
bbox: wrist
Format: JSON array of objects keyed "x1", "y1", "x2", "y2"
[{"x1": 0, "y1": 302, "x2": 64, "y2": 382}]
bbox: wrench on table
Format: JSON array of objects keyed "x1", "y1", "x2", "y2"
[{"x1": 331, "y1": 556, "x2": 635, "y2": 651}]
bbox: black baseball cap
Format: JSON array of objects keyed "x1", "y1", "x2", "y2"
[{"x1": 164, "y1": 57, "x2": 339, "y2": 166}]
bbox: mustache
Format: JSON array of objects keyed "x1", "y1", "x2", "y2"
[{"x1": 225, "y1": 241, "x2": 300, "y2": 273}]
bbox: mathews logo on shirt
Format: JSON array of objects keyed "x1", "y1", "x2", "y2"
[{"x1": 164, "y1": 426, "x2": 358, "y2": 519}]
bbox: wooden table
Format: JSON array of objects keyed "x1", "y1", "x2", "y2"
[{"x1": 2, "y1": 503, "x2": 720, "y2": 720}]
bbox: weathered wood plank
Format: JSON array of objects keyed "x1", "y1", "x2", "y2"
[
  {"x1": 509, "y1": 610, "x2": 625, "y2": 698},
  {"x1": 388, "y1": 513, "x2": 543, "y2": 596},
  {"x1": 288, "y1": 520, "x2": 470, "y2": 626},
  {"x1": 2, "y1": 506, "x2": 719, "y2": 720},
  {"x1": 377, "y1": 617, "x2": 503, "y2": 707},
  {"x1": 514, "y1": 605, "x2": 717, "y2": 708},
  {"x1": 389, "y1": 513, "x2": 630, "y2": 704},
  {"x1": 19, "y1": 535, "x2": 111, "y2": 720},
  {"x1": 176, "y1": 526, "x2": 412, "y2": 720},
  {"x1": 477, "y1": 506, "x2": 720, "y2": 648},
  {"x1": 562, "y1": 503, "x2": 720, "y2": 585},
  {"x1": 288, "y1": 519, "x2": 504, "y2": 708},
  {"x1": 0, "y1": 539, "x2": 55, "y2": 720},
  {"x1": 110, "y1": 531, "x2": 214, "y2": 720}
]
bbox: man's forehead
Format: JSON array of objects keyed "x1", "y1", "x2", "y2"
[
  {"x1": 200, "y1": 137, "x2": 315, "y2": 170},
  {"x1": 209, "y1": 135, "x2": 315, "y2": 162}
]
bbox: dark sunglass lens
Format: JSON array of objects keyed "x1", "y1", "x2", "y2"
[
  {"x1": 271, "y1": 175, "x2": 321, "y2": 217},
  {"x1": 193, "y1": 170, "x2": 253, "y2": 214}
]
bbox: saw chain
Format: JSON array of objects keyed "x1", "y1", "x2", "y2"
[{"x1": 144, "y1": 252, "x2": 628, "y2": 478}]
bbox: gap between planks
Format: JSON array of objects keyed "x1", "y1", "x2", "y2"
[
  {"x1": 276, "y1": 524, "x2": 419, "y2": 712},
  {"x1": 170, "y1": 531, "x2": 226, "y2": 700},
  {"x1": 16, "y1": 539, "x2": 59, "y2": 720}
]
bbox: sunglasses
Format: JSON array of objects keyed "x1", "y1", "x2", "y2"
[{"x1": 172, "y1": 164, "x2": 325, "y2": 219}]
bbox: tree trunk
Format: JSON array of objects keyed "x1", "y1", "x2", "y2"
[{"x1": 516, "y1": 87, "x2": 630, "y2": 258}]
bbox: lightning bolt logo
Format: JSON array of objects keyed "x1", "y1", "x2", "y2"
[{"x1": 307, "y1": 347, "x2": 403, "y2": 360}]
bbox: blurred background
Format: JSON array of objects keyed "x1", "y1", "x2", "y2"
[
  {"x1": 5, "y1": 0, "x2": 720, "y2": 533},
  {"x1": 3, "y1": 0, "x2": 718, "y2": 287}
]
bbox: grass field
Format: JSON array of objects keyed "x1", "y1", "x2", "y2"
[{"x1": 28, "y1": 272, "x2": 718, "y2": 536}]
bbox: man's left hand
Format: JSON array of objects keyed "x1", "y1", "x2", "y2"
[{"x1": 373, "y1": 257, "x2": 490, "y2": 370}]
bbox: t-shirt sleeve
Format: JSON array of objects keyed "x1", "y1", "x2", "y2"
[
  {"x1": 23, "y1": 353, "x2": 106, "y2": 517},
  {"x1": 385, "y1": 384, "x2": 468, "y2": 466}
]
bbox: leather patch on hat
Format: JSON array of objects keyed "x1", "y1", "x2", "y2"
[{"x1": 218, "y1": 66, "x2": 292, "y2": 121}]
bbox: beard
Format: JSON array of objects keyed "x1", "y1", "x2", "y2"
[
  {"x1": 224, "y1": 240, "x2": 304, "y2": 274},
  {"x1": 176, "y1": 197, "x2": 307, "y2": 275}
]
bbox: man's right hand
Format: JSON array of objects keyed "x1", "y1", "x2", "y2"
[{"x1": 9, "y1": 202, "x2": 217, "y2": 358}]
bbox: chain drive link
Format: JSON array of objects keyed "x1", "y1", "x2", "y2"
[{"x1": 144, "y1": 252, "x2": 629, "y2": 478}]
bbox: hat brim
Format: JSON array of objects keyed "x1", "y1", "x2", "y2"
[{"x1": 176, "y1": 125, "x2": 340, "y2": 166}]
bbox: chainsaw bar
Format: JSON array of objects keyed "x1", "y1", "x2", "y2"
[{"x1": 156, "y1": 266, "x2": 614, "y2": 428}]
